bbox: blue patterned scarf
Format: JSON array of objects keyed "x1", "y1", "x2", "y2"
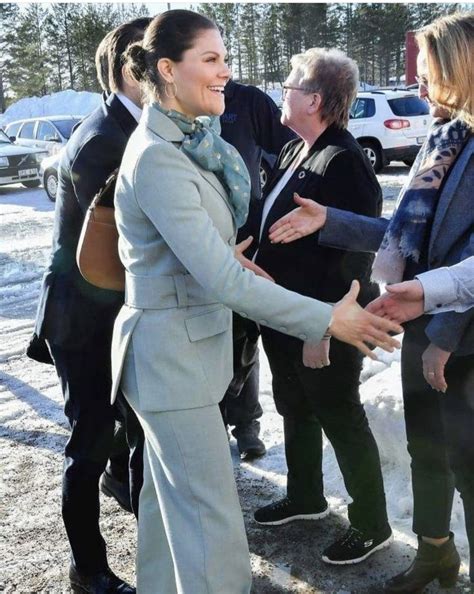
[
  {"x1": 155, "y1": 103, "x2": 250, "y2": 228},
  {"x1": 372, "y1": 117, "x2": 471, "y2": 283}
]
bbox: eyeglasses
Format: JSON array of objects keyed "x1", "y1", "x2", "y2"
[
  {"x1": 415, "y1": 75, "x2": 429, "y2": 87},
  {"x1": 282, "y1": 85, "x2": 313, "y2": 97}
]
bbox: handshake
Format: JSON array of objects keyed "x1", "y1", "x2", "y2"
[{"x1": 234, "y1": 236, "x2": 403, "y2": 361}]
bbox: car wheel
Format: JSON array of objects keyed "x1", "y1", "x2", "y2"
[
  {"x1": 22, "y1": 179, "x2": 41, "y2": 189},
  {"x1": 260, "y1": 159, "x2": 272, "y2": 191},
  {"x1": 360, "y1": 141, "x2": 384, "y2": 173},
  {"x1": 44, "y1": 169, "x2": 58, "y2": 202}
]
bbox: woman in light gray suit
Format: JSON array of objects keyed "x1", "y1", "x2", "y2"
[{"x1": 111, "y1": 10, "x2": 402, "y2": 594}]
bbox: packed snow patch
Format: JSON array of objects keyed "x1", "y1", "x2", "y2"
[{"x1": 0, "y1": 89, "x2": 101, "y2": 127}]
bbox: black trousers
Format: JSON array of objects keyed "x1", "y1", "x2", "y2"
[
  {"x1": 220, "y1": 314, "x2": 262, "y2": 428},
  {"x1": 402, "y1": 317, "x2": 474, "y2": 578},
  {"x1": 262, "y1": 332, "x2": 389, "y2": 535},
  {"x1": 49, "y1": 331, "x2": 143, "y2": 575}
]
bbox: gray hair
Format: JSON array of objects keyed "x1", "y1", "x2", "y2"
[{"x1": 290, "y1": 48, "x2": 359, "y2": 128}]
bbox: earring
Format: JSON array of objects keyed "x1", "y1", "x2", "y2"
[{"x1": 165, "y1": 81, "x2": 177, "y2": 99}]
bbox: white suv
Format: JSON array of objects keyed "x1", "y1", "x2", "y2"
[{"x1": 348, "y1": 90, "x2": 432, "y2": 172}]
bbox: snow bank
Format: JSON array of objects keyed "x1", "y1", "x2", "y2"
[{"x1": 0, "y1": 89, "x2": 101, "y2": 127}]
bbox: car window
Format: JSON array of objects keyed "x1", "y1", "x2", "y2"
[
  {"x1": 18, "y1": 121, "x2": 36, "y2": 139},
  {"x1": 0, "y1": 129, "x2": 12, "y2": 144},
  {"x1": 5, "y1": 122, "x2": 21, "y2": 138},
  {"x1": 36, "y1": 121, "x2": 58, "y2": 141},
  {"x1": 53, "y1": 119, "x2": 81, "y2": 139},
  {"x1": 388, "y1": 97, "x2": 429, "y2": 116},
  {"x1": 350, "y1": 98, "x2": 376, "y2": 119}
]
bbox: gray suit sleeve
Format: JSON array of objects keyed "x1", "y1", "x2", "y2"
[
  {"x1": 319, "y1": 207, "x2": 389, "y2": 253},
  {"x1": 132, "y1": 142, "x2": 332, "y2": 343}
]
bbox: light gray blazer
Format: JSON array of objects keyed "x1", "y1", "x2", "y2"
[{"x1": 111, "y1": 105, "x2": 332, "y2": 411}]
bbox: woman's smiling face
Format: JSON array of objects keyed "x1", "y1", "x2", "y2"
[{"x1": 164, "y1": 28, "x2": 231, "y2": 119}]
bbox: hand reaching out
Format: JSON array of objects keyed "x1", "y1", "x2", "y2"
[
  {"x1": 329, "y1": 280, "x2": 403, "y2": 359},
  {"x1": 268, "y1": 193, "x2": 327, "y2": 244},
  {"x1": 366, "y1": 280, "x2": 425, "y2": 323},
  {"x1": 235, "y1": 236, "x2": 275, "y2": 282}
]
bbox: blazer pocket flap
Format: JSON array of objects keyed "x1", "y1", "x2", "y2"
[{"x1": 185, "y1": 307, "x2": 230, "y2": 342}]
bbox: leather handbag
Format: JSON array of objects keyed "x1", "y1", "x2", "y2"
[{"x1": 76, "y1": 168, "x2": 125, "y2": 291}]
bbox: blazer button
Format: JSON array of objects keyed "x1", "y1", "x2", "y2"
[
  {"x1": 299, "y1": 333, "x2": 308, "y2": 340},
  {"x1": 259, "y1": 319, "x2": 268, "y2": 325},
  {"x1": 279, "y1": 326, "x2": 288, "y2": 333}
]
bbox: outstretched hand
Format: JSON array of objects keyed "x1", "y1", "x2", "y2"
[
  {"x1": 330, "y1": 280, "x2": 403, "y2": 359},
  {"x1": 235, "y1": 236, "x2": 275, "y2": 282},
  {"x1": 366, "y1": 280, "x2": 425, "y2": 323},
  {"x1": 268, "y1": 193, "x2": 327, "y2": 244}
]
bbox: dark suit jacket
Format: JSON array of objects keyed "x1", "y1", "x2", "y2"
[
  {"x1": 34, "y1": 93, "x2": 137, "y2": 349},
  {"x1": 253, "y1": 124, "x2": 382, "y2": 341}
]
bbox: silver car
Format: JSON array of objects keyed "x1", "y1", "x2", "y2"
[
  {"x1": 5, "y1": 115, "x2": 81, "y2": 157},
  {"x1": 0, "y1": 129, "x2": 42, "y2": 188}
]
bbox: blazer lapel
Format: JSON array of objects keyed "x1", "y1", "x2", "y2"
[
  {"x1": 197, "y1": 167, "x2": 229, "y2": 202},
  {"x1": 143, "y1": 104, "x2": 235, "y2": 220},
  {"x1": 143, "y1": 105, "x2": 185, "y2": 143},
  {"x1": 258, "y1": 140, "x2": 306, "y2": 238},
  {"x1": 429, "y1": 138, "x2": 473, "y2": 255}
]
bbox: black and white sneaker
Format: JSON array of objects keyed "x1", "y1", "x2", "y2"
[
  {"x1": 254, "y1": 497, "x2": 329, "y2": 526},
  {"x1": 322, "y1": 526, "x2": 393, "y2": 565}
]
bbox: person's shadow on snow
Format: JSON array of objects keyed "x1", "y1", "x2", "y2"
[{"x1": 0, "y1": 370, "x2": 67, "y2": 453}]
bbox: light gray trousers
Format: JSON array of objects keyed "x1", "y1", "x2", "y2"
[{"x1": 122, "y1": 350, "x2": 252, "y2": 594}]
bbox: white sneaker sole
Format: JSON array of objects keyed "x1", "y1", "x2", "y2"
[
  {"x1": 321, "y1": 533, "x2": 393, "y2": 565},
  {"x1": 255, "y1": 507, "x2": 330, "y2": 526}
]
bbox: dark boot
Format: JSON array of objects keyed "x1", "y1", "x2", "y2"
[
  {"x1": 232, "y1": 420, "x2": 266, "y2": 461},
  {"x1": 384, "y1": 532, "x2": 460, "y2": 593},
  {"x1": 69, "y1": 565, "x2": 135, "y2": 593}
]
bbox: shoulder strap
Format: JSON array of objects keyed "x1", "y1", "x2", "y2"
[{"x1": 90, "y1": 167, "x2": 119, "y2": 209}]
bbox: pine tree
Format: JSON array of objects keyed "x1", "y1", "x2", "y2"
[
  {"x1": 0, "y1": 3, "x2": 21, "y2": 110},
  {"x1": 6, "y1": 3, "x2": 49, "y2": 99}
]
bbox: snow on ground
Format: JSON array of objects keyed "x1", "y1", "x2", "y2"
[
  {"x1": 0, "y1": 90, "x2": 101, "y2": 128},
  {"x1": 0, "y1": 168, "x2": 471, "y2": 593}
]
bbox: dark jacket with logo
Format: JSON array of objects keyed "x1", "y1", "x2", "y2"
[
  {"x1": 253, "y1": 124, "x2": 382, "y2": 342},
  {"x1": 220, "y1": 80, "x2": 295, "y2": 240}
]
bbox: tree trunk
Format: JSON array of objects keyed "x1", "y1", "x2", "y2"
[{"x1": 0, "y1": 69, "x2": 5, "y2": 112}]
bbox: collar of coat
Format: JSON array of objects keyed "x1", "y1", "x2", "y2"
[{"x1": 142, "y1": 103, "x2": 185, "y2": 143}]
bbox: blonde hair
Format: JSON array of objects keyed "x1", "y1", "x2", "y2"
[
  {"x1": 416, "y1": 12, "x2": 474, "y2": 129},
  {"x1": 290, "y1": 48, "x2": 359, "y2": 129}
]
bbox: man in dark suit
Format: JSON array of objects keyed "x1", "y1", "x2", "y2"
[
  {"x1": 220, "y1": 80, "x2": 295, "y2": 459},
  {"x1": 33, "y1": 18, "x2": 150, "y2": 593}
]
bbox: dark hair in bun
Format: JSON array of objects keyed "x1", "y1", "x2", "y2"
[
  {"x1": 125, "y1": 42, "x2": 148, "y2": 82},
  {"x1": 95, "y1": 17, "x2": 151, "y2": 93},
  {"x1": 123, "y1": 9, "x2": 217, "y2": 101}
]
